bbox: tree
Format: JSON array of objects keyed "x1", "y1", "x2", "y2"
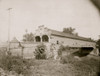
[
  {"x1": 63, "y1": 27, "x2": 78, "y2": 36},
  {"x1": 23, "y1": 30, "x2": 34, "y2": 42},
  {"x1": 96, "y1": 39, "x2": 100, "y2": 48},
  {"x1": 96, "y1": 39, "x2": 100, "y2": 55}
]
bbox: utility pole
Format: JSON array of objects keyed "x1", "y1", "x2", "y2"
[{"x1": 7, "y1": 8, "x2": 12, "y2": 52}]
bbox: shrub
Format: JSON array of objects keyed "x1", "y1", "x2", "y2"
[
  {"x1": 0, "y1": 54, "x2": 32, "y2": 75},
  {"x1": 60, "y1": 54, "x2": 100, "y2": 76},
  {"x1": 0, "y1": 47, "x2": 7, "y2": 59},
  {"x1": 58, "y1": 45, "x2": 70, "y2": 53},
  {"x1": 60, "y1": 54, "x2": 76, "y2": 64},
  {"x1": 58, "y1": 45, "x2": 67, "y2": 58},
  {"x1": 34, "y1": 43, "x2": 46, "y2": 59},
  {"x1": 58, "y1": 45, "x2": 66, "y2": 52}
]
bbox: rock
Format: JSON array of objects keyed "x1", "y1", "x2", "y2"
[
  {"x1": 0, "y1": 68, "x2": 22, "y2": 76},
  {"x1": 19, "y1": 74, "x2": 24, "y2": 76},
  {"x1": 0, "y1": 68, "x2": 4, "y2": 73},
  {"x1": 90, "y1": 48, "x2": 99, "y2": 56},
  {"x1": 0, "y1": 68, "x2": 7, "y2": 76},
  {"x1": 30, "y1": 66, "x2": 35, "y2": 69},
  {"x1": 74, "y1": 56, "x2": 81, "y2": 61},
  {"x1": 8, "y1": 71, "x2": 18, "y2": 76}
]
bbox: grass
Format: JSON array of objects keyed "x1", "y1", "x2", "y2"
[
  {"x1": 0, "y1": 47, "x2": 100, "y2": 76},
  {"x1": 30, "y1": 60, "x2": 70, "y2": 76},
  {"x1": 0, "y1": 52, "x2": 32, "y2": 76},
  {"x1": 60, "y1": 54, "x2": 100, "y2": 76},
  {"x1": 0, "y1": 56, "x2": 99, "y2": 76},
  {"x1": 28, "y1": 54, "x2": 100, "y2": 76}
]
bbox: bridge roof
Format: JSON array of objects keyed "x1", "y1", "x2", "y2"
[
  {"x1": 36, "y1": 25, "x2": 95, "y2": 42},
  {"x1": 49, "y1": 29, "x2": 95, "y2": 42}
]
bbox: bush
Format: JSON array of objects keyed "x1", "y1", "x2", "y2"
[
  {"x1": 60, "y1": 54, "x2": 76, "y2": 64},
  {"x1": 58, "y1": 45, "x2": 66, "y2": 52},
  {"x1": 0, "y1": 47, "x2": 7, "y2": 59},
  {"x1": 58, "y1": 45, "x2": 67, "y2": 57},
  {"x1": 58, "y1": 45, "x2": 71, "y2": 59},
  {"x1": 0, "y1": 54, "x2": 32, "y2": 75},
  {"x1": 60, "y1": 55, "x2": 100, "y2": 76},
  {"x1": 34, "y1": 43, "x2": 46, "y2": 59},
  {"x1": 58, "y1": 45, "x2": 70, "y2": 52}
]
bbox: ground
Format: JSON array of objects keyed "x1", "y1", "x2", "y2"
[
  {"x1": 29, "y1": 55, "x2": 100, "y2": 76},
  {"x1": 0, "y1": 48, "x2": 100, "y2": 76},
  {"x1": 30, "y1": 60, "x2": 74, "y2": 76}
]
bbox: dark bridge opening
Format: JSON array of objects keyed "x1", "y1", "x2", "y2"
[
  {"x1": 80, "y1": 47, "x2": 94, "y2": 51},
  {"x1": 42, "y1": 35, "x2": 49, "y2": 42},
  {"x1": 35, "y1": 36, "x2": 41, "y2": 42},
  {"x1": 73, "y1": 47, "x2": 94, "y2": 57}
]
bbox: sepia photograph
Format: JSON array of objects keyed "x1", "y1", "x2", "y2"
[{"x1": 0, "y1": 0, "x2": 100, "y2": 76}]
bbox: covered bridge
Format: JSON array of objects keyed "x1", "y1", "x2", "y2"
[{"x1": 34, "y1": 25, "x2": 96, "y2": 48}]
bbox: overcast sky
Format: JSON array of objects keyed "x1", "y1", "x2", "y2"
[{"x1": 0, "y1": 0, "x2": 100, "y2": 41}]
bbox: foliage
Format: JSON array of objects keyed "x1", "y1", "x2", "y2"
[
  {"x1": 63, "y1": 27, "x2": 75, "y2": 34},
  {"x1": 96, "y1": 39, "x2": 100, "y2": 48},
  {"x1": 23, "y1": 32, "x2": 34, "y2": 42},
  {"x1": 60, "y1": 55, "x2": 100, "y2": 76},
  {"x1": 60, "y1": 54, "x2": 76, "y2": 64},
  {"x1": 0, "y1": 54, "x2": 32, "y2": 75},
  {"x1": 34, "y1": 43, "x2": 47, "y2": 59},
  {"x1": 0, "y1": 47, "x2": 7, "y2": 60},
  {"x1": 58, "y1": 45, "x2": 66, "y2": 52},
  {"x1": 58, "y1": 45, "x2": 71, "y2": 59},
  {"x1": 63, "y1": 27, "x2": 78, "y2": 36},
  {"x1": 59, "y1": 45, "x2": 70, "y2": 52}
]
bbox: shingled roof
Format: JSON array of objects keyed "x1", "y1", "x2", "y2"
[{"x1": 48, "y1": 29, "x2": 95, "y2": 42}]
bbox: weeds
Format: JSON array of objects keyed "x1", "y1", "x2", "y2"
[
  {"x1": 0, "y1": 53, "x2": 32, "y2": 76},
  {"x1": 34, "y1": 43, "x2": 46, "y2": 59},
  {"x1": 60, "y1": 54, "x2": 100, "y2": 76}
]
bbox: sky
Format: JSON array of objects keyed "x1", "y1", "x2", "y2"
[{"x1": 0, "y1": 0, "x2": 100, "y2": 42}]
